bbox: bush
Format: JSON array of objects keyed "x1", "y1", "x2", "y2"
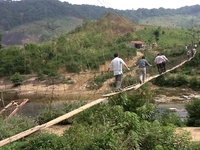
[
  {"x1": 0, "y1": 115, "x2": 36, "y2": 140},
  {"x1": 189, "y1": 77, "x2": 200, "y2": 91},
  {"x1": 153, "y1": 74, "x2": 189, "y2": 87},
  {"x1": 37, "y1": 101, "x2": 87, "y2": 125},
  {"x1": 10, "y1": 72, "x2": 24, "y2": 87},
  {"x1": 185, "y1": 99, "x2": 200, "y2": 126},
  {"x1": 2, "y1": 133, "x2": 67, "y2": 150}
]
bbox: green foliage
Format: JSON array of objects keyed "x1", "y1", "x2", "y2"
[
  {"x1": 2, "y1": 133, "x2": 66, "y2": 150},
  {"x1": 121, "y1": 75, "x2": 138, "y2": 88},
  {"x1": 189, "y1": 77, "x2": 200, "y2": 91},
  {"x1": 87, "y1": 72, "x2": 113, "y2": 90},
  {"x1": 186, "y1": 49, "x2": 200, "y2": 67},
  {"x1": 153, "y1": 74, "x2": 189, "y2": 88},
  {"x1": 0, "y1": 115, "x2": 36, "y2": 140},
  {"x1": 153, "y1": 72, "x2": 200, "y2": 92},
  {"x1": 154, "y1": 28, "x2": 160, "y2": 42},
  {"x1": 37, "y1": 101, "x2": 87, "y2": 125},
  {"x1": 0, "y1": 46, "x2": 30, "y2": 76},
  {"x1": 0, "y1": 9, "x2": 193, "y2": 79},
  {"x1": 63, "y1": 103, "x2": 192, "y2": 150},
  {"x1": 1, "y1": 93, "x2": 197, "y2": 150},
  {"x1": 135, "y1": 27, "x2": 192, "y2": 50},
  {"x1": 10, "y1": 72, "x2": 24, "y2": 87},
  {"x1": 185, "y1": 99, "x2": 200, "y2": 126},
  {"x1": 37, "y1": 105, "x2": 66, "y2": 125}
]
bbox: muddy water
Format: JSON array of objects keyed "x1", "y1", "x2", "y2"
[
  {"x1": 0, "y1": 92, "x2": 188, "y2": 120},
  {"x1": 156, "y1": 103, "x2": 188, "y2": 119},
  {"x1": 0, "y1": 91, "x2": 103, "y2": 119}
]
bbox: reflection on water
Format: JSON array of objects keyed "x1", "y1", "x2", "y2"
[{"x1": 157, "y1": 103, "x2": 188, "y2": 119}]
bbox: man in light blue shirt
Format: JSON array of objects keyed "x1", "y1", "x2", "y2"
[{"x1": 108, "y1": 53, "x2": 130, "y2": 92}]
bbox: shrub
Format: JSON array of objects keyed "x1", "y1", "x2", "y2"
[
  {"x1": 185, "y1": 99, "x2": 200, "y2": 126},
  {"x1": 0, "y1": 115, "x2": 36, "y2": 140},
  {"x1": 189, "y1": 77, "x2": 200, "y2": 91},
  {"x1": 37, "y1": 101, "x2": 87, "y2": 125},
  {"x1": 2, "y1": 133, "x2": 67, "y2": 150},
  {"x1": 10, "y1": 72, "x2": 24, "y2": 87}
]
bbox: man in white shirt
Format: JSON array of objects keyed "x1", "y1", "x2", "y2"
[
  {"x1": 154, "y1": 54, "x2": 165, "y2": 74},
  {"x1": 161, "y1": 54, "x2": 169, "y2": 72},
  {"x1": 108, "y1": 53, "x2": 130, "y2": 92}
]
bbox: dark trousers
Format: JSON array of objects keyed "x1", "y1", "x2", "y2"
[
  {"x1": 115, "y1": 74, "x2": 123, "y2": 90},
  {"x1": 161, "y1": 62, "x2": 166, "y2": 72},
  {"x1": 157, "y1": 63, "x2": 163, "y2": 74}
]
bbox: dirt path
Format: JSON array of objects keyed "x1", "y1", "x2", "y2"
[
  {"x1": 0, "y1": 51, "x2": 143, "y2": 97},
  {"x1": 96, "y1": 51, "x2": 143, "y2": 92},
  {"x1": 44, "y1": 125, "x2": 200, "y2": 141},
  {"x1": 177, "y1": 127, "x2": 200, "y2": 141}
]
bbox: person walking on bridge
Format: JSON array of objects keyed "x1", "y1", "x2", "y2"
[
  {"x1": 136, "y1": 56, "x2": 152, "y2": 84},
  {"x1": 108, "y1": 53, "x2": 130, "y2": 92},
  {"x1": 154, "y1": 54, "x2": 165, "y2": 74},
  {"x1": 161, "y1": 53, "x2": 169, "y2": 72}
]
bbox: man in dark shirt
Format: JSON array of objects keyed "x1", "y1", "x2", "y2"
[{"x1": 136, "y1": 56, "x2": 152, "y2": 84}]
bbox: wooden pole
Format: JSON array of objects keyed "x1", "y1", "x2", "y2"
[
  {"x1": 0, "y1": 102, "x2": 12, "y2": 115},
  {"x1": 8, "y1": 99, "x2": 29, "y2": 118}
]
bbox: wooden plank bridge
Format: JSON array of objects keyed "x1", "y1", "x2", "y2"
[{"x1": 0, "y1": 54, "x2": 195, "y2": 147}]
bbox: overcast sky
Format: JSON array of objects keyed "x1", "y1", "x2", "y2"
[{"x1": 60, "y1": 0, "x2": 200, "y2": 10}]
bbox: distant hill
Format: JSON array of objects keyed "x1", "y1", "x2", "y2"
[
  {"x1": 0, "y1": 0, "x2": 200, "y2": 47},
  {"x1": 1, "y1": 16, "x2": 83, "y2": 47}
]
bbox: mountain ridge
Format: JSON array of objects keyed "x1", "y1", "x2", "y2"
[{"x1": 0, "y1": 0, "x2": 200, "y2": 47}]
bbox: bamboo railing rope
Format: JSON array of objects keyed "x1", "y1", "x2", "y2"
[{"x1": 103, "y1": 57, "x2": 192, "y2": 97}]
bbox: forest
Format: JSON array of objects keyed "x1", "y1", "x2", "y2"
[{"x1": 1, "y1": 0, "x2": 200, "y2": 47}]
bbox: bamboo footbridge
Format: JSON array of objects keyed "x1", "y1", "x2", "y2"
[{"x1": 0, "y1": 54, "x2": 195, "y2": 147}]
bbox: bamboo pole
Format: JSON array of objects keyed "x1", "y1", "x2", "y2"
[
  {"x1": 0, "y1": 97, "x2": 107, "y2": 147},
  {"x1": 8, "y1": 99, "x2": 29, "y2": 118},
  {"x1": 0, "y1": 102, "x2": 12, "y2": 115}
]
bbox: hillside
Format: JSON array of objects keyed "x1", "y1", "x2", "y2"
[
  {"x1": 1, "y1": 17, "x2": 83, "y2": 47},
  {"x1": 0, "y1": 10, "x2": 199, "y2": 81},
  {"x1": 1, "y1": 0, "x2": 200, "y2": 47}
]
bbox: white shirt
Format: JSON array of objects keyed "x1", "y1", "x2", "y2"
[
  {"x1": 154, "y1": 55, "x2": 164, "y2": 64},
  {"x1": 161, "y1": 55, "x2": 169, "y2": 62},
  {"x1": 109, "y1": 57, "x2": 126, "y2": 76}
]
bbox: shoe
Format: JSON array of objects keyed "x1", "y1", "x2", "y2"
[
  {"x1": 114, "y1": 88, "x2": 123, "y2": 92},
  {"x1": 119, "y1": 88, "x2": 123, "y2": 91}
]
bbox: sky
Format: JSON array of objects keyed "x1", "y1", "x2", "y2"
[{"x1": 60, "y1": 0, "x2": 200, "y2": 10}]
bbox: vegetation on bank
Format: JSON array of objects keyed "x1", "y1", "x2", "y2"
[
  {"x1": 0, "y1": 13, "x2": 200, "y2": 90},
  {"x1": 1, "y1": 85, "x2": 200, "y2": 149}
]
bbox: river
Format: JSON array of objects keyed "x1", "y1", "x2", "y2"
[{"x1": 0, "y1": 92, "x2": 188, "y2": 120}]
